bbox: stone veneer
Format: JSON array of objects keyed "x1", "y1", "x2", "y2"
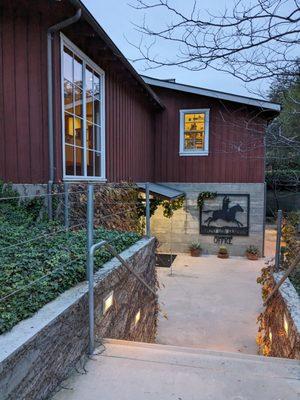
[
  {"x1": 151, "y1": 183, "x2": 265, "y2": 256},
  {"x1": 0, "y1": 238, "x2": 157, "y2": 400},
  {"x1": 263, "y1": 273, "x2": 300, "y2": 359}
]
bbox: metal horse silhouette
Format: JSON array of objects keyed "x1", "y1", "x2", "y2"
[{"x1": 203, "y1": 195, "x2": 244, "y2": 227}]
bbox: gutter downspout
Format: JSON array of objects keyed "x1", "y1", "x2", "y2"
[{"x1": 47, "y1": 8, "x2": 82, "y2": 219}]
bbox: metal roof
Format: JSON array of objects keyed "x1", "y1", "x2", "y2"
[
  {"x1": 142, "y1": 76, "x2": 281, "y2": 112},
  {"x1": 137, "y1": 183, "x2": 185, "y2": 200}
]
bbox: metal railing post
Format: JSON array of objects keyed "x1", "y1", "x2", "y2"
[
  {"x1": 87, "y1": 183, "x2": 94, "y2": 355},
  {"x1": 47, "y1": 182, "x2": 53, "y2": 220},
  {"x1": 64, "y1": 182, "x2": 69, "y2": 230},
  {"x1": 275, "y1": 209, "x2": 283, "y2": 271},
  {"x1": 145, "y1": 182, "x2": 151, "y2": 237}
]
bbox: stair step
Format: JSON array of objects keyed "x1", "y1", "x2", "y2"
[
  {"x1": 52, "y1": 340, "x2": 300, "y2": 400},
  {"x1": 104, "y1": 338, "x2": 299, "y2": 367}
]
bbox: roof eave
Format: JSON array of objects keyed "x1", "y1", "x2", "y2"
[{"x1": 142, "y1": 76, "x2": 281, "y2": 113}]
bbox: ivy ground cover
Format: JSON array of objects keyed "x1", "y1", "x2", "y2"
[{"x1": 0, "y1": 201, "x2": 140, "y2": 334}]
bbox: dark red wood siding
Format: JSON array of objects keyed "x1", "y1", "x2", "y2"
[
  {"x1": 152, "y1": 86, "x2": 266, "y2": 183},
  {"x1": 0, "y1": 1, "x2": 267, "y2": 186},
  {"x1": 0, "y1": 1, "x2": 156, "y2": 184}
]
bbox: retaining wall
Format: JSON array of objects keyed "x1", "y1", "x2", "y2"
[
  {"x1": 263, "y1": 273, "x2": 300, "y2": 359},
  {"x1": 0, "y1": 238, "x2": 157, "y2": 400}
]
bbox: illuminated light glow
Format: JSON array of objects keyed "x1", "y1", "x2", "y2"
[
  {"x1": 283, "y1": 314, "x2": 289, "y2": 335},
  {"x1": 269, "y1": 330, "x2": 272, "y2": 343},
  {"x1": 135, "y1": 310, "x2": 141, "y2": 325},
  {"x1": 103, "y1": 291, "x2": 113, "y2": 314}
]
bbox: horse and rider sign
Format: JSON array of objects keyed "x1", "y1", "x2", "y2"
[{"x1": 200, "y1": 194, "x2": 250, "y2": 236}]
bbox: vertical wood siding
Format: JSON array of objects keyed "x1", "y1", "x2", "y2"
[
  {"x1": 0, "y1": 2, "x2": 266, "y2": 185},
  {"x1": 153, "y1": 87, "x2": 266, "y2": 183},
  {"x1": 0, "y1": 3, "x2": 156, "y2": 184},
  {"x1": 0, "y1": 6, "x2": 49, "y2": 183}
]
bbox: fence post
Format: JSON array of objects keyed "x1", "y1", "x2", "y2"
[
  {"x1": 64, "y1": 182, "x2": 69, "y2": 230},
  {"x1": 275, "y1": 209, "x2": 283, "y2": 271},
  {"x1": 87, "y1": 183, "x2": 94, "y2": 355},
  {"x1": 145, "y1": 182, "x2": 151, "y2": 237},
  {"x1": 47, "y1": 182, "x2": 53, "y2": 220}
]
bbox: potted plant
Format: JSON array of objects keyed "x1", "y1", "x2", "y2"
[
  {"x1": 245, "y1": 245, "x2": 260, "y2": 260},
  {"x1": 190, "y1": 242, "x2": 202, "y2": 257},
  {"x1": 217, "y1": 246, "x2": 229, "y2": 259}
]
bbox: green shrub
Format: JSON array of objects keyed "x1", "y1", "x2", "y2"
[{"x1": 0, "y1": 197, "x2": 140, "y2": 334}]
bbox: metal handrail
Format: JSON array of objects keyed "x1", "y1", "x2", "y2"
[
  {"x1": 263, "y1": 253, "x2": 300, "y2": 306},
  {"x1": 88, "y1": 239, "x2": 157, "y2": 354}
]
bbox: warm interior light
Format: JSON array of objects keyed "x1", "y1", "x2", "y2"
[
  {"x1": 135, "y1": 310, "x2": 141, "y2": 325},
  {"x1": 269, "y1": 330, "x2": 272, "y2": 343},
  {"x1": 283, "y1": 314, "x2": 289, "y2": 335},
  {"x1": 103, "y1": 291, "x2": 113, "y2": 314}
]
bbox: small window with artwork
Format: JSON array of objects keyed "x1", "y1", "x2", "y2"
[{"x1": 179, "y1": 109, "x2": 209, "y2": 156}]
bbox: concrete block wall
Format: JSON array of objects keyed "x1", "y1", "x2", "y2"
[
  {"x1": 0, "y1": 238, "x2": 157, "y2": 400},
  {"x1": 151, "y1": 183, "x2": 265, "y2": 257}
]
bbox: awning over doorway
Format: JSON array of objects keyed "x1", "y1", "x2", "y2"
[{"x1": 137, "y1": 183, "x2": 185, "y2": 200}]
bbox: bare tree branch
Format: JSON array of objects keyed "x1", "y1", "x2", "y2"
[{"x1": 130, "y1": 0, "x2": 300, "y2": 82}]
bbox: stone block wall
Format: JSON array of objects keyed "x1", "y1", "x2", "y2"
[
  {"x1": 151, "y1": 183, "x2": 265, "y2": 256},
  {"x1": 0, "y1": 238, "x2": 157, "y2": 400},
  {"x1": 262, "y1": 273, "x2": 300, "y2": 359}
]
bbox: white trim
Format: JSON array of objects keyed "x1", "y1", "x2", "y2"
[
  {"x1": 60, "y1": 33, "x2": 106, "y2": 181},
  {"x1": 142, "y1": 76, "x2": 281, "y2": 112},
  {"x1": 179, "y1": 108, "x2": 210, "y2": 157}
]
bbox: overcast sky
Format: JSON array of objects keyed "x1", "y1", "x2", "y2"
[{"x1": 82, "y1": 0, "x2": 271, "y2": 98}]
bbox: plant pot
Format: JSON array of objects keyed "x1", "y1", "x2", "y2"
[
  {"x1": 190, "y1": 248, "x2": 202, "y2": 257},
  {"x1": 218, "y1": 252, "x2": 229, "y2": 259},
  {"x1": 246, "y1": 252, "x2": 259, "y2": 261}
]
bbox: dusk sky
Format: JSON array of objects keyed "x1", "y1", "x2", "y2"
[{"x1": 82, "y1": 0, "x2": 272, "y2": 99}]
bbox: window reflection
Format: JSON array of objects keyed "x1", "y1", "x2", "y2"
[
  {"x1": 64, "y1": 80, "x2": 73, "y2": 114},
  {"x1": 65, "y1": 145, "x2": 74, "y2": 175},
  {"x1": 64, "y1": 47, "x2": 73, "y2": 83},
  {"x1": 65, "y1": 114, "x2": 74, "y2": 145},
  {"x1": 63, "y1": 45, "x2": 103, "y2": 178},
  {"x1": 74, "y1": 86, "x2": 83, "y2": 118},
  {"x1": 75, "y1": 147, "x2": 83, "y2": 175},
  {"x1": 86, "y1": 66, "x2": 93, "y2": 95},
  {"x1": 93, "y1": 99, "x2": 100, "y2": 126},
  {"x1": 87, "y1": 150, "x2": 94, "y2": 176},
  {"x1": 86, "y1": 97, "x2": 93, "y2": 123},
  {"x1": 74, "y1": 55, "x2": 82, "y2": 88},
  {"x1": 86, "y1": 121, "x2": 93, "y2": 150}
]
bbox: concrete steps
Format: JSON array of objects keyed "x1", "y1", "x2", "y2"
[{"x1": 52, "y1": 339, "x2": 300, "y2": 400}]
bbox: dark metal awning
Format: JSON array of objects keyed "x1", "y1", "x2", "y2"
[{"x1": 137, "y1": 183, "x2": 185, "y2": 200}]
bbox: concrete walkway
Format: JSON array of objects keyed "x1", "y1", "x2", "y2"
[
  {"x1": 157, "y1": 254, "x2": 265, "y2": 354},
  {"x1": 52, "y1": 340, "x2": 300, "y2": 400}
]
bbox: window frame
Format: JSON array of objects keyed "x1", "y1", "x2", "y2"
[
  {"x1": 60, "y1": 33, "x2": 106, "y2": 181},
  {"x1": 179, "y1": 108, "x2": 210, "y2": 156}
]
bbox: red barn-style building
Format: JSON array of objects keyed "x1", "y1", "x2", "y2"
[{"x1": 0, "y1": 0, "x2": 280, "y2": 255}]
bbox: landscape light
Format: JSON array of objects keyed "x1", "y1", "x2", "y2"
[
  {"x1": 135, "y1": 310, "x2": 141, "y2": 325},
  {"x1": 103, "y1": 291, "x2": 114, "y2": 314},
  {"x1": 283, "y1": 314, "x2": 289, "y2": 335}
]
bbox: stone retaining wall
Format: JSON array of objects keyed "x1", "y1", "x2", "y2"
[
  {"x1": 0, "y1": 238, "x2": 157, "y2": 400},
  {"x1": 263, "y1": 273, "x2": 300, "y2": 359},
  {"x1": 151, "y1": 182, "x2": 265, "y2": 256}
]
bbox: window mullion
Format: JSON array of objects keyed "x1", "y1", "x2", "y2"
[{"x1": 82, "y1": 61, "x2": 87, "y2": 177}]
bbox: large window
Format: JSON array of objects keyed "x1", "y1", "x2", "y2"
[
  {"x1": 179, "y1": 109, "x2": 209, "y2": 156},
  {"x1": 61, "y1": 35, "x2": 105, "y2": 180}
]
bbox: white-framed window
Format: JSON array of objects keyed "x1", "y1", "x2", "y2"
[
  {"x1": 61, "y1": 34, "x2": 106, "y2": 181},
  {"x1": 179, "y1": 109, "x2": 210, "y2": 156}
]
